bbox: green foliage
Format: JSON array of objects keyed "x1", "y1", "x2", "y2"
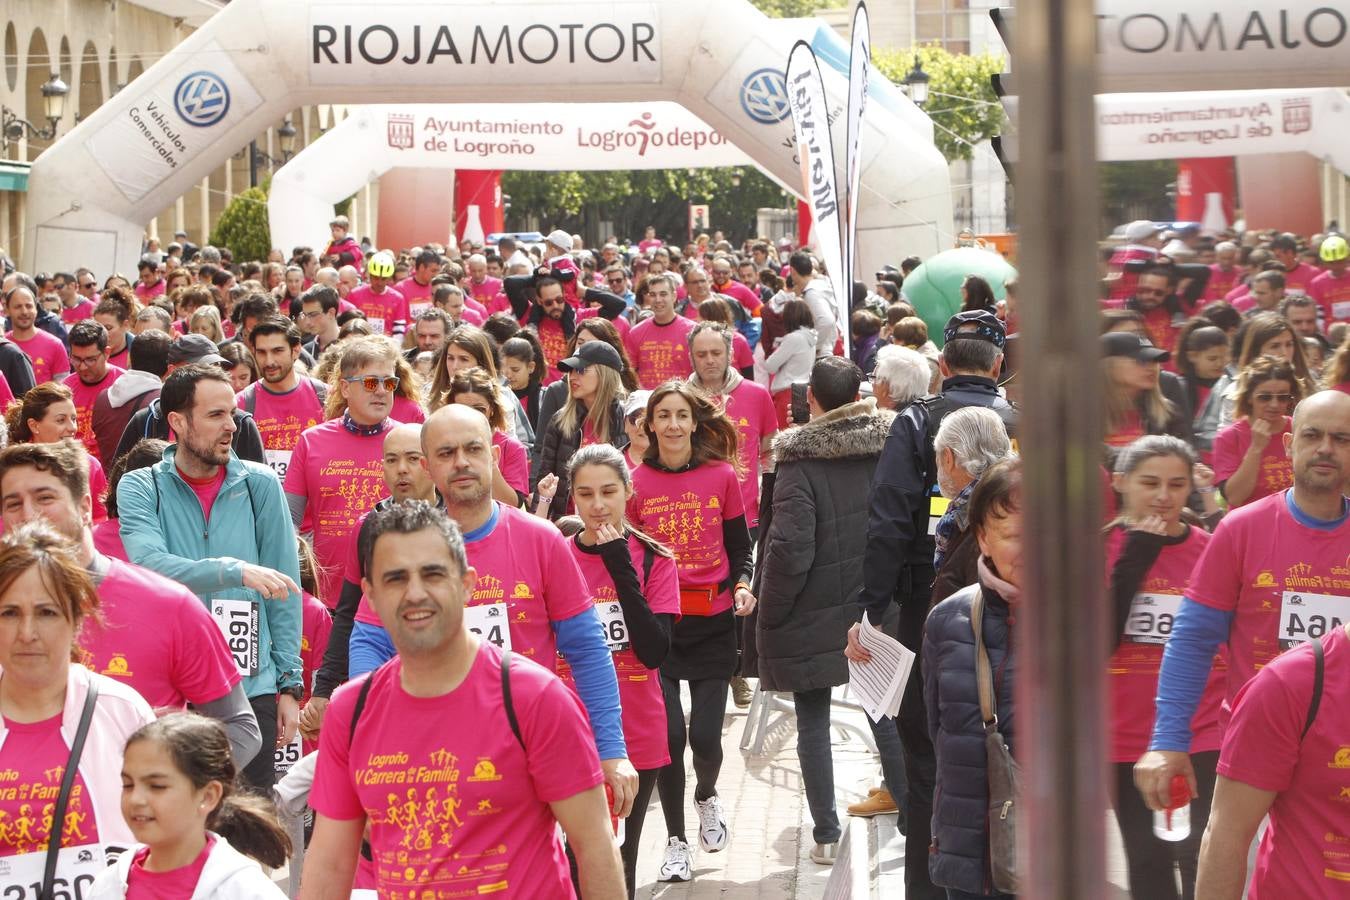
[
  {"x1": 209, "y1": 186, "x2": 271, "y2": 263},
  {"x1": 334, "y1": 193, "x2": 356, "y2": 219},
  {"x1": 1099, "y1": 161, "x2": 1177, "y2": 227},
  {"x1": 750, "y1": 0, "x2": 846, "y2": 17},
  {"x1": 872, "y1": 45, "x2": 1005, "y2": 162}
]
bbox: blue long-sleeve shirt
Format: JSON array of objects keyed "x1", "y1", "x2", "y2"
[{"x1": 1149, "y1": 599, "x2": 1232, "y2": 752}]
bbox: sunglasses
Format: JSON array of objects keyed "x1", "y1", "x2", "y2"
[
  {"x1": 343, "y1": 375, "x2": 400, "y2": 392},
  {"x1": 1253, "y1": 392, "x2": 1293, "y2": 404},
  {"x1": 79, "y1": 281, "x2": 97, "y2": 290}
]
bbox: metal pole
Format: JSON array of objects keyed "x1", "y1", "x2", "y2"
[
  {"x1": 248, "y1": 139, "x2": 259, "y2": 189},
  {"x1": 1012, "y1": 0, "x2": 1108, "y2": 896}
]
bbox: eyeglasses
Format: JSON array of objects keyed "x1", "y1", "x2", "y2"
[
  {"x1": 540, "y1": 296, "x2": 566, "y2": 308},
  {"x1": 79, "y1": 281, "x2": 97, "y2": 290},
  {"x1": 1253, "y1": 392, "x2": 1293, "y2": 404},
  {"x1": 567, "y1": 365, "x2": 590, "y2": 376},
  {"x1": 342, "y1": 375, "x2": 400, "y2": 392},
  {"x1": 299, "y1": 309, "x2": 325, "y2": 319},
  {"x1": 70, "y1": 352, "x2": 106, "y2": 368}
]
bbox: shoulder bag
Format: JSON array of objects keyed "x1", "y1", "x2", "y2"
[{"x1": 971, "y1": 587, "x2": 1020, "y2": 894}]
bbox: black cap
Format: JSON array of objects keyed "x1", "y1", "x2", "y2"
[
  {"x1": 558, "y1": 341, "x2": 623, "y2": 374},
  {"x1": 168, "y1": 333, "x2": 226, "y2": 366},
  {"x1": 1101, "y1": 331, "x2": 1170, "y2": 363},
  {"x1": 943, "y1": 309, "x2": 1007, "y2": 349}
]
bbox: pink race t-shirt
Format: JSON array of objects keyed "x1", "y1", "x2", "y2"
[
  {"x1": 624, "y1": 316, "x2": 696, "y2": 389},
  {"x1": 8, "y1": 330, "x2": 69, "y2": 384},
  {"x1": 535, "y1": 317, "x2": 569, "y2": 385},
  {"x1": 60, "y1": 299, "x2": 95, "y2": 325},
  {"x1": 394, "y1": 276, "x2": 435, "y2": 318},
  {"x1": 1308, "y1": 269, "x2": 1350, "y2": 325},
  {"x1": 629, "y1": 461, "x2": 746, "y2": 615},
  {"x1": 68, "y1": 366, "x2": 125, "y2": 464},
  {"x1": 561, "y1": 535, "x2": 680, "y2": 770},
  {"x1": 493, "y1": 429, "x2": 529, "y2": 496},
  {"x1": 469, "y1": 276, "x2": 504, "y2": 308},
  {"x1": 92, "y1": 519, "x2": 128, "y2": 562},
  {"x1": 391, "y1": 395, "x2": 426, "y2": 424},
  {"x1": 301, "y1": 592, "x2": 333, "y2": 702},
  {"x1": 1282, "y1": 261, "x2": 1321, "y2": 295},
  {"x1": 284, "y1": 419, "x2": 393, "y2": 606},
  {"x1": 347, "y1": 285, "x2": 410, "y2": 336},
  {"x1": 87, "y1": 452, "x2": 108, "y2": 523},
  {"x1": 309, "y1": 645, "x2": 602, "y2": 897},
  {"x1": 718, "y1": 380, "x2": 777, "y2": 528},
  {"x1": 1218, "y1": 625, "x2": 1350, "y2": 897},
  {"x1": 1105, "y1": 526, "x2": 1226, "y2": 762},
  {"x1": 1187, "y1": 490, "x2": 1350, "y2": 722},
  {"x1": 0, "y1": 713, "x2": 100, "y2": 857},
  {"x1": 125, "y1": 833, "x2": 214, "y2": 900},
  {"x1": 1205, "y1": 265, "x2": 1241, "y2": 302},
  {"x1": 84, "y1": 557, "x2": 241, "y2": 708},
  {"x1": 1212, "y1": 417, "x2": 1293, "y2": 507},
  {"x1": 237, "y1": 379, "x2": 326, "y2": 481}
]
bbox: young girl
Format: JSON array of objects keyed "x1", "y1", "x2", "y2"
[
  {"x1": 564, "y1": 444, "x2": 680, "y2": 898},
  {"x1": 91, "y1": 713, "x2": 289, "y2": 898},
  {"x1": 763, "y1": 299, "x2": 817, "y2": 428},
  {"x1": 1173, "y1": 319, "x2": 1229, "y2": 463},
  {"x1": 295, "y1": 536, "x2": 332, "y2": 760},
  {"x1": 502, "y1": 334, "x2": 544, "y2": 432},
  {"x1": 628, "y1": 382, "x2": 755, "y2": 884},
  {"x1": 1107, "y1": 436, "x2": 1226, "y2": 900}
]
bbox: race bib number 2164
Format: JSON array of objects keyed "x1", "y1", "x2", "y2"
[{"x1": 1279, "y1": 591, "x2": 1348, "y2": 649}]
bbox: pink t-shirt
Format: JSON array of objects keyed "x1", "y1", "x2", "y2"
[
  {"x1": 68, "y1": 366, "x2": 125, "y2": 464},
  {"x1": 8, "y1": 329, "x2": 69, "y2": 384},
  {"x1": 133, "y1": 280, "x2": 166, "y2": 303},
  {"x1": 92, "y1": 519, "x2": 128, "y2": 562},
  {"x1": 577, "y1": 307, "x2": 630, "y2": 340},
  {"x1": 493, "y1": 429, "x2": 529, "y2": 496},
  {"x1": 84, "y1": 557, "x2": 241, "y2": 708},
  {"x1": 237, "y1": 378, "x2": 325, "y2": 481},
  {"x1": 561, "y1": 535, "x2": 680, "y2": 770},
  {"x1": 1308, "y1": 269, "x2": 1350, "y2": 325},
  {"x1": 1186, "y1": 490, "x2": 1350, "y2": 723},
  {"x1": 1205, "y1": 265, "x2": 1241, "y2": 302},
  {"x1": 301, "y1": 591, "x2": 333, "y2": 702},
  {"x1": 1282, "y1": 261, "x2": 1321, "y2": 295},
  {"x1": 391, "y1": 395, "x2": 426, "y2": 424},
  {"x1": 638, "y1": 239, "x2": 663, "y2": 253},
  {"x1": 309, "y1": 644, "x2": 602, "y2": 897},
  {"x1": 394, "y1": 276, "x2": 435, "y2": 318},
  {"x1": 718, "y1": 380, "x2": 777, "y2": 529},
  {"x1": 60, "y1": 299, "x2": 96, "y2": 325},
  {"x1": 468, "y1": 276, "x2": 504, "y2": 308},
  {"x1": 1213, "y1": 417, "x2": 1293, "y2": 507},
  {"x1": 347, "y1": 284, "x2": 410, "y2": 336},
  {"x1": 1218, "y1": 625, "x2": 1350, "y2": 898},
  {"x1": 0, "y1": 712, "x2": 101, "y2": 857},
  {"x1": 88, "y1": 452, "x2": 108, "y2": 524},
  {"x1": 535, "y1": 317, "x2": 569, "y2": 385},
  {"x1": 284, "y1": 419, "x2": 393, "y2": 606},
  {"x1": 624, "y1": 316, "x2": 696, "y2": 389},
  {"x1": 1105, "y1": 526, "x2": 1226, "y2": 762},
  {"x1": 126, "y1": 833, "x2": 214, "y2": 899},
  {"x1": 629, "y1": 461, "x2": 745, "y2": 615}
]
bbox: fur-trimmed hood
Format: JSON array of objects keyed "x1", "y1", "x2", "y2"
[{"x1": 772, "y1": 397, "x2": 896, "y2": 464}]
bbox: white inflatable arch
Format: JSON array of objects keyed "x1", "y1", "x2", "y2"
[
  {"x1": 268, "y1": 102, "x2": 762, "y2": 253},
  {"x1": 21, "y1": 0, "x2": 953, "y2": 279}
]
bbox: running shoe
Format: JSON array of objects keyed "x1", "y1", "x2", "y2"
[
  {"x1": 694, "y1": 794, "x2": 728, "y2": 852},
  {"x1": 657, "y1": 836, "x2": 692, "y2": 882}
]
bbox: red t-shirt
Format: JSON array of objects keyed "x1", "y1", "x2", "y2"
[
  {"x1": 309, "y1": 645, "x2": 602, "y2": 897},
  {"x1": 1105, "y1": 409, "x2": 1145, "y2": 449},
  {"x1": 0, "y1": 713, "x2": 100, "y2": 857},
  {"x1": 1218, "y1": 625, "x2": 1350, "y2": 898},
  {"x1": 347, "y1": 285, "x2": 410, "y2": 336},
  {"x1": 8, "y1": 330, "x2": 69, "y2": 385},
  {"x1": 1105, "y1": 526, "x2": 1226, "y2": 762},
  {"x1": 1213, "y1": 417, "x2": 1293, "y2": 508},
  {"x1": 1186, "y1": 490, "x2": 1350, "y2": 723},
  {"x1": 284, "y1": 419, "x2": 393, "y2": 606},
  {"x1": 533, "y1": 317, "x2": 569, "y2": 386},
  {"x1": 126, "y1": 833, "x2": 214, "y2": 899},
  {"x1": 718, "y1": 380, "x2": 777, "y2": 529},
  {"x1": 68, "y1": 366, "x2": 125, "y2": 465},
  {"x1": 629, "y1": 461, "x2": 745, "y2": 615},
  {"x1": 492, "y1": 430, "x2": 529, "y2": 496},
  {"x1": 177, "y1": 465, "x2": 225, "y2": 523},
  {"x1": 623, "y1": 316, "x2": 696, "y2": 390},
  {"x1": 85, "y1": 557, "x2": 241, "y2": 708},
  {"x1": 1205, "y1": 265, "x2": 1240, "y2": 302},
  {"x1": 560, "y1": 535, "x2": 681, "y2": 770},
  {"x1": 237, "y1": 378, "x2": 326, "y2": 481},
  {"x1": 1282, "y1": 261, "x2": 1321, "y2": 296},
  {"x1": 1308, "y1": 269, "x2": 1350, "y2": 325}
]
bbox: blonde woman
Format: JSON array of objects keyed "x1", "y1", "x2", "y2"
[
  {"x1": 1101, "y1": 332, "x2": 1187, "y2": 448},
  {"x1": 189, "y1": 305, "x2": 224, "y2": 344}
]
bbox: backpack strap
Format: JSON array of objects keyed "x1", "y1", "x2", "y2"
[
  {"x1": 348, "y1": 672, "x2": 376, "y2": 746},
  {"x1": 1302, "y1": 636, "x2": 1325, "y2": 741},
  {"x1": 501, "y1": 651, "x2": 524, "y2": 751},
  {"x1": 241, "y1": 383, "x2": 258, "y2": 417}
]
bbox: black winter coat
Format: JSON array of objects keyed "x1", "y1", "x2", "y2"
[
  {"x1": 923, "y1": 579, "x2": 1016, "y2": 896},
  {"x1": 757, "y1": 399, "x2": 895, "y2": 692},
  {"x1": 532, "y1": 399, "x2": 628, "y2": 520}
]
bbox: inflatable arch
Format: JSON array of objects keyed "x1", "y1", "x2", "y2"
[
  {"x1": 268, "y1": 102, "x2": 761, "y2": 254},
  {"x1": 21, "y1": 0, "x2": 954, "y2": 279}
]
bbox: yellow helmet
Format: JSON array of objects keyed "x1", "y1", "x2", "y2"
[
  {"x1": 1320, "y1": 235, "x2": 1349, "y2": 262},
  {"x1": 367, "y1": 251, "x2": 396, "y2": 279}
]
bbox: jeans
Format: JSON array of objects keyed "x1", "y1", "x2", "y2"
[
  {"x1": 793, "y1": 688, "x2": 841, "y2": 844},
  {"x1": 1113, "y1": 750, "x2": 1220, "y2": 900},
  {"x1": 240, "y1": 693, "x2": 277, "y2": 792},
  {"x1": 868, "y1": 708, "x2": 909, "y2": 812},
  {"x1": 349, "y1": 620, "x2": 396, "y2": 677}
]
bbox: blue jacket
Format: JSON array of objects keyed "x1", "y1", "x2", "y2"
[
  {"x1": 923, "y1": 581, "x2": 1016, "y2": 896},
  {"x1": 116, "y1": 446, "x2": 303, "y2": 699}
]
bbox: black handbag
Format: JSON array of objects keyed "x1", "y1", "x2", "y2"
[{"x1": 971, "y1": 588, "x2": 1020, "y2": 894}]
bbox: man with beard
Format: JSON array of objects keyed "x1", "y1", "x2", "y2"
[
  {"x1": 66, "y1": 320, "x2": 124, "y2": 464},
  {"x1": 116, "y1": 363, "x2": 304, "y2": 791},
  {"x1": 240, "y1": 316, "x2": 329, "y2": 482},
  {"x1": 5, "y1": 285, "x2": 67, "y2": 384}
]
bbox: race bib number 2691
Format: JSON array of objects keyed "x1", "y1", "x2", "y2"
[{"x1": 211, "y1": 598, "x2": 260, "y2": 677}]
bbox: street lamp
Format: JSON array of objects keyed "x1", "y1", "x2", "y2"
[
  {"x1": 903, "y1": 59, "x2": 931, "y2": 107},
  {"x1": 730, "y1": 168, "x2": 743, "y2": 188},
  {"x1": 248, "y1": 118, "x2": 299, "y2": 186},
  {"x1": 277, "y1": 118, "x2": 297, "y2": 157},
  {"x1": 1, "y1": 73, "x2": 69, "y2": 151}
]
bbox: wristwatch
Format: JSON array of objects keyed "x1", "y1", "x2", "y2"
[{"x1": 280, "y1": 685, "x2": 304, "y2": 701}]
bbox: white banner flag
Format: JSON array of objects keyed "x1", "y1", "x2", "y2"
[
  {"x1": 844, "y1": 2, "x2": 871, "y2": 334},
  {"x1": 786, "y1": 40, "x2": 848, "y2": 355}
]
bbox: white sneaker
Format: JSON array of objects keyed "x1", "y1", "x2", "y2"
[
  {"x1": 811, "y1": 842, "x2": 839, "y2": 865},
  {"x1": 694, "y1": 795, "x2": 728, "y2": 852},
  {"x1": 657, "y1": 836, "x2": 692, "y2": 882}
]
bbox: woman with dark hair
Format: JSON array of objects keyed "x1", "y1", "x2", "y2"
[
  {"x1": 428, "y1": 324, "x2": 532, "y2": 446},
  {"x1": 1213, "y1": 356, "x2": 1302, "y2": 508},
  {"x1": 850, "y1": 309, "x2": 884, "y2": 370},
  {"x1": 764, "y1": 299, "x2": 818, "y2": 428},
  {"x1": 447, "y1": 366, "x2": 530, "y2": 503},
  {"x1": 5, "y1": 381, "x2": 110, "y2": 521},
  {"x1": 959, "y1": 274, "x2": 997, "y2": 314},
  {"x1": 1173, "y1": 319, "x2": 1231, "y2": 462},
  {"x1": 1215, "y1": 312, "x2": 1314, "y2": 429},
  {"x1": 502, "y1": 334, "x2": 545, "y2": 431},
  {"x1": 629, "y1": 382, "x2": 755, "y2": 884},
  {"x1": 216, "y1": 343, "x2": 257, "y2": 392}
]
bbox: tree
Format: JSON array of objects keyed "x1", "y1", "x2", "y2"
[
  {"x1": 872, "y1": 45, "x2": 1005, "y2": 163},
  {"x1": 209, "y1": 186, "x2": 271, "y2": 263},
  {"x1": 751, "y1": 0, "x2": 845, "y2": 16}
]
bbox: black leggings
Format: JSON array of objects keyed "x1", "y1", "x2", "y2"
[
  {"x1": 658, "y1": 674, "x2": 729, "y2": 841},
  {"x1": 1113, "y1": 750, "x2": 1220, "y2": 900},
  {"x1": 567, "y1": 768, "x2": 659, "y2": 900}
]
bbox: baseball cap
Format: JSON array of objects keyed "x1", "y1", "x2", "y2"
[
  {"x1": 168, "y1": 333, "x2": 226, "y2": 366},
  {"x1": 1123, "y1": 220, "x2": 1161, "y2": 243},
  {"x1": 1101, "y1": 331, "x2": 1171, "y2": 363},
  {"x1": 623, "y1": 390, "x2": 652, "y2": 419},
  {"x1": 545, "y1": 230, "x2": 574, "y2": 252},
  {"x1": 558, "y1": 341, "x2": 623, "y2": 374},
  {"x1": 943, "y1": 309, "x2": 1007, "y2": 349}
]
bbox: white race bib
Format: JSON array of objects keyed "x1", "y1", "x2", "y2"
[
  {"x1": 1279, "y1": 591, "x2": 1349, "y2": 649},
  {"x1": 0, "y1": 843, "x2": 117, "y2": 900},
  {"x1": 274, "y1": 731, "x2": 303, "y2": 776},
  {"x1": 597, "y1": 601, "x2": 630, "y2": 653},
  {"x1": 367, "y1": 318, "x2": 385, "y2": 335},
  {"x1": 264, "y1": 448, "x2": 292, "y2": 481},
  {"x1": 464, "y1": 603, "x2": 511, "y2": 652},
  {"x1": 211, "y1": 598, "x2": 259, "y2": 677},
  {"x1": 1124, "y1": 593, "x2": 1182, "y2": 645}
]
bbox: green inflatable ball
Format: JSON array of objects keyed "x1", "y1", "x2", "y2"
[{"x1": 901, "y1": 248, "x2": 1017, "y2": 348}]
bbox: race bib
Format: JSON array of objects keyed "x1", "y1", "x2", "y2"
[
  {"x1": 264, "y1": 448, "x2": 292, "y2": 481},
  {"x1": 0, "y1": 843, "x2": 118, "y2": 900},
  {"x1": 1279, "y1": 591, "x2": 1349, "y2": 649},
  {"x1": 1123, "y1": 593, "x2": 1182, "y2": 645},
  {"x1": 274, "y1": 731, "x2": 303, "y2": 776},
  {"x1": 926, "y1": 490, "x2": 949, "y2": 537},
  {"x1": 212, "y1": 598, "x2": 260, "y2": 677},
  {"x1": 464, "y1": 603, "x2": 511, "y2": 651},
  {"x1": 367, "y1": 319, "x2": 385, "y2": 335},
  {"x1": 597, "y1": 601, "x2": 630, "y2": 652}
]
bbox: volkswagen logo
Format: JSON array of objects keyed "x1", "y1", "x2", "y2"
[
  {"x1": 740, "y1": 68, "x2": 790, "y2": 125},
  {"x1": 174, "y1": 71, "x2": 230, "y2": 128}
]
